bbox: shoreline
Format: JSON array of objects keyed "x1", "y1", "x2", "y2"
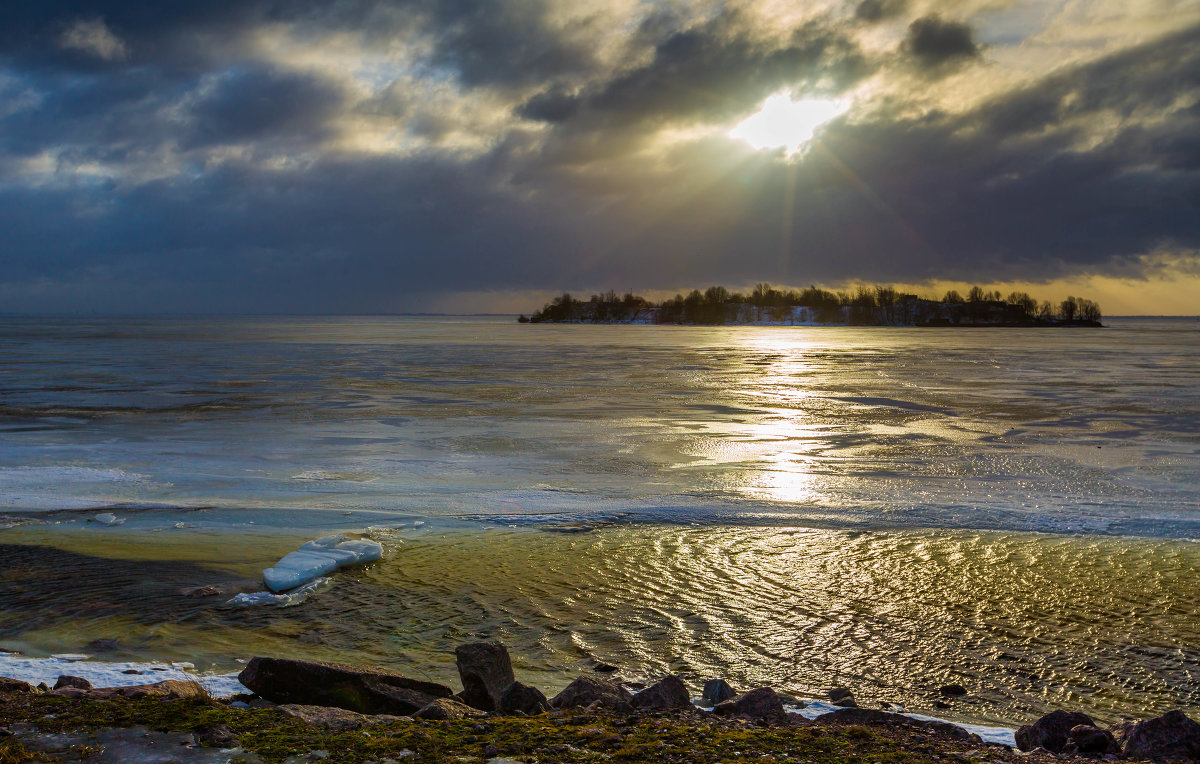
[{"x1": 3, "y1": 644, "x2": 1197, "y2": 763}]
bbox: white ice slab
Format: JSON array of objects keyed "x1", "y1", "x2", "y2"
[{"x1": 262, "y1": 534, "x2": 382, "y2": 592}]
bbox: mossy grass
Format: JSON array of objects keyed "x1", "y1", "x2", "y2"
[{"x1": 0, "y1": 691, "x2": 1025, "y2": 763}]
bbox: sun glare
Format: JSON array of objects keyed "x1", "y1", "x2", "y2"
[{"x1": 729, "y1": 92, "x2": 848, "y2": 155}]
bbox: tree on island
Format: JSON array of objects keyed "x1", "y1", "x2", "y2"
[{"x1": 524, "y1": 282, "x2": 1102, "y2": 327}]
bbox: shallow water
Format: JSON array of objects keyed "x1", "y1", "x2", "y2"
[{"x1": 0, "y1": 316, "x2": 1198, "y2": 726}]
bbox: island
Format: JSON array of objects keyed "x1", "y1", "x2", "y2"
[{"x1": 519, "y1": 284, "x2": 1103, "y2": 326}]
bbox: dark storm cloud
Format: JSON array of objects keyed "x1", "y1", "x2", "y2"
[
  {"x1": 519, "y1": 13, "x2": 871, "y2": 128},
  {"x1": 905, "y1": 15, "x2": 979, "y2": 69},
  {"x1": 855, "y1": 0, "x2": 908, "y2": 23},
  {"x1": 0, "y1": 2, "x2": 1197, "y2": 312}
]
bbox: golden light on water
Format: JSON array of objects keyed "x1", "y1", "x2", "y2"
[{"x1": 729, "y1": 92, "x2": 849, "y2": 155}]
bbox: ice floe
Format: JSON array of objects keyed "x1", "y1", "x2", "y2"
[
  {"x1": 93, "y1": 512, "x2": 125, "y2": 526},
  {"x1": 262, "y1": 534, "x2": 382, "y2": 593},
  {"x1": 227, "y1": 576, "x2": 331, "y2": 607}
]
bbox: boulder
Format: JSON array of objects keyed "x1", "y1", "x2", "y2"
[
  {"x1": 631, "y1": 675, "x2": 692, "y2": 711},
  {"x1": 1063, "y1": 724, "x2": 1117, "y2": 755},
  {"x1": 939, "y1": 684, "x2": 967, "y2": 698},
  {"x1": 195, "y1": 723, "x2": 240, "y2": 747},
  {"x1": 550, "y1": 676, "x2": 633, "y2": 710},
  {"x1": 1120, "y1": 710, "x2": 1200, "y2": 762},
  {"x1": 90, "y1": 680, "x2": 210, "y2": 701},
  {"x1": 238, "y1": 657, "x2": 453, "y2": 716},
  {"x1": 1015, "y1": 710, "x2": 1096, "y2": 753},
  {"x1": 832, "y1": 695, "x2": 858, "y2": 708},
  {"x1": 820, "y1": 708, "x2": 982, "y2": 745},
  {"x1": 713, "y1": 687, "x2": 787, "y2": 723},
  {"x1": 828, "y1": 687, "x2": 853, "y2": 702},
  {"x1": 53, "y1": 675, "x2": 92, "y2": 691},
  {"x1": 0, "y1": 677, "x2": 36, "y2": 694},
  {"x1": 702, "y1": 679, "x2": 736, "y2": 706},
  {"x1": 413, "y1": 698, "x2": 486, "y2": 720},
  {"x1": 498, "y1": 681, "x2": 550, "y2": 715},
  {"x1": 278, "y1": 704, "x2": 388, "y2": 729},
  {"x1": 455, "y1": 642, "x2": 515, "y2": 712}
]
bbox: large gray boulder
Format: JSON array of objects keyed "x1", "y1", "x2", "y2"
[
  {"x1": 1014, "y1": 710, "x2": 1096, "y2": 753},
  {"x1": 550, "y1": 676, "x2": 633, "y2": 710},
  {"x1": 455, "y1": 642, "x2": 515, "y2": 712},
  {"x1": 1120, "y1": 710, "x2": 1200, "y2": 762},
  {"x1": 631, "y1": 675, "x2": 693, "y2": 711},
  {"x1": 238, "y1": 657, "x2": 453, "y2": 716},
  {"x1": 713, "y1": 687, "x2": 787, "y2": 722},
  {"x1": 1063, "y1": 724, "x2": 1118, "y2": 755},
  {"x1": 413, "y1": 697, "x2": 486, "y2": 720}
]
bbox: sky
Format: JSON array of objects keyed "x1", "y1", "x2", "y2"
[{"x1": 0, "y1": 0, "x2": 1197, "y2": 314}]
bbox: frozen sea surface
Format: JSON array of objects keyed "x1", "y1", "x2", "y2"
[{"x1": 1, "y1": 316, "x2": 1198, "y2": 728}]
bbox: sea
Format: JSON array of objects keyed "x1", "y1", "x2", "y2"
[{"x1": 0, "y1": 315, "x2": 1197, "y2": 728}]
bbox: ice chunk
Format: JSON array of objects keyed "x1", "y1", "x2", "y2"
[
  {"x1": 227, "y1": 577, "x2": 331, "y2": 607},
  {"x1": 262, "y1": 535, "x2": 382, "y2": 592},
  {"x1": 94, "y1": 513, "x2": 125, "y2": 526}
]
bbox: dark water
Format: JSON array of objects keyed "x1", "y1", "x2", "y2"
[{"x1": 0, "y1": 316, "x2": 1198, "y2": 726}]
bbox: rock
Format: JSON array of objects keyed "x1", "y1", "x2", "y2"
[
  {"x1": 1063, "y1": 724, "x2": 1117, "y2": 755},
  {"x1": 279, "y1": 704, "x2": 379, "y2": 729},
  {"x1": 83, "y1": 638, "x2": 121, "y2": 653},
  {"x1": 53, "y1": 675, "x2": 92, "y2": 691},
  {"x1": 413, "y1": 698, "x2": 486, "y2": 720},
  {"x1": 828, "y1": 687, "x2": 854, "y2": 702},
  {"x1": 593, "y1": 663, "x2": 618, "y2": 673},
  {"x1": 550, "y1": 676, "x2": 633, "y2": 710},
  {"x1": 1120, "y1": 710, "x2": 1200, "y2": 762},
  {"x1": 832, "y1": 695, "x2": 858, "y2": 708},
  {"x1": 238, "y1": 657, "x2": 453, "y2": 716},
  {"x1": 631, "y1": 675, "x2": 692, "y2": 711},
  {"x1": 0, "y1": 677, "x2": 37, "y2": 694},
  {"x1": 195, "y1": 723, "x2": 239, "y2": 747},
  {"x1": 713, "y1": 687, "x2": 787, "y2": 723},
  {"x1": 1015, "y1": 710, "x2": 1096, "y2": 753},
  {"x1": 820, "y1": 708, "x2": 983, "y2": 745},
  {"x1": 498, "y1": 681, "x2": 550, "y2": 715},
  {"x1": 939, "y1": 684, "x2": 968, "y2": 697},
  {"x1": 121, "y1": 669, "x2": 142, "y2": 675},
  {"x1": 85, "y1": 679, "x2": 210, "y2": 701},
  {"x1": 702, "y1": 679, "x2": 737, "y2": 706},
  {"x1": 455, "y1": 642, "x2": 516, "y2": 712}
]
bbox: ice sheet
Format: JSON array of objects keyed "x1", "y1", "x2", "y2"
[{"x1": 0, "y1": 654, "x2": 246, "y2": 697}]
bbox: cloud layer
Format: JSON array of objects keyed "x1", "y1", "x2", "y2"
[{"x1": 0, "y1": 0, "x2": 1197, "y2": 312}]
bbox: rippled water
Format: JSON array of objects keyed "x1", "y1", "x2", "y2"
[{"x1": 0, "y1": 316, "x2": 1197, "y2": 726}]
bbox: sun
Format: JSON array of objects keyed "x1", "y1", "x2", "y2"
[{"x1": 729, "y1": 92, "x2": 848, "y2": 156}]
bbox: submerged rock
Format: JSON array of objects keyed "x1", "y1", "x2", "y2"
[
  {"x1": 631, "y1": 675, "x2": 692, "y2": 711},
  {"x1": 702, "y1": 679, "x2": 737, "y2": 706},
  {"x1": 499, "y1": 681, "x2": 550, "y2": 715},
  {"x1": 1015, "y1": 710, "x2": 1096, "y2": 753},
  {"x1": 938, "y1": 683, "x2": 967, "y2": 698},
  {"x1": 455, "y1": 642, "x2": 516, "y2": 712},
  {"x1": 713, "y1": 687, "x2": 787, "y2": 723},
  {"x1": 1120, "y1": 709, "x2": 1200, "y2": 762},
  {"x1": 550, "y1": 676, "x2": 633, "y2": 710},
  {"x1": 238, "y1": 657, "x2": 452, "y2": 716}
]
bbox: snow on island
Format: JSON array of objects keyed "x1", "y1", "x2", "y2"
[{"x1": 262, "y1": 534, "x2": 382, "y2": 593}]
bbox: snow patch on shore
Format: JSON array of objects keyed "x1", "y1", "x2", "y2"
[{"x1": 0, "y1": 654, "x2": 246, "y2": 697}]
